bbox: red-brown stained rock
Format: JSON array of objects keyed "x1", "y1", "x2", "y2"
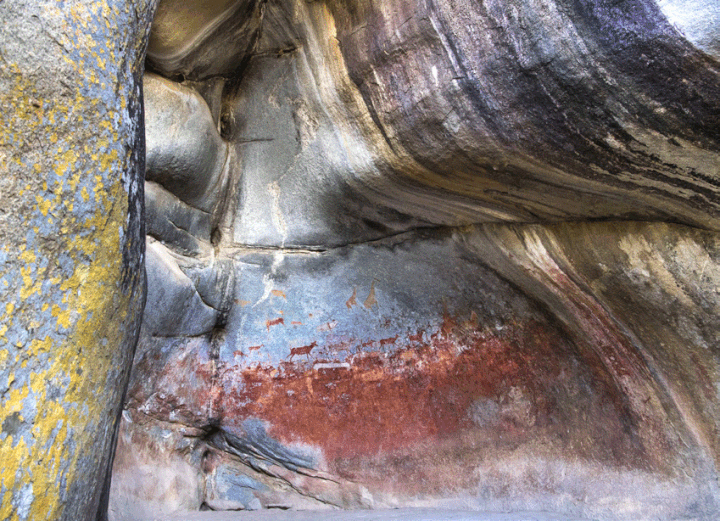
[
  {"x1": 126, "y1": 308, "x2": 660, "y2": 501},
  {"x1": 128, "y1": 338, "x2": 216, "y2": 427},
  {"x1": 215, "y1": 315, "x2": 646, "y2": 491}
]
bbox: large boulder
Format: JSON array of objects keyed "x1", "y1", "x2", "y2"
[{"x1": 0, "y1": 1, "x2": 155, "y2": 520}]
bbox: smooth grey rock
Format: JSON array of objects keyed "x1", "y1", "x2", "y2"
[
  {"x1": 210, "y1": 420, "x2": 317, "y2": 472},
  {"x1": 228, "y1": 47, "x2": 430, "y2": 248},
  {"x1": 144, "y1": 72, "x2": 230, "y2": 215},
  {"x1": 179, "y1": 258, "x2": 235, "y2": 319},
  {"x1": 146, "y1": 181, "x2": 214, "y2": 255},
  {"x1": 144, "y1": 241, "x2": 218, "y2": 337}
]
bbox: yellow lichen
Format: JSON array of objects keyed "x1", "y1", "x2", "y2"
[{"x1": 0, "y1": 1, "x2": 152, "y2": 518}]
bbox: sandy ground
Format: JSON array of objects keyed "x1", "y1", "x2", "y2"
[{"x1": 144, "y1": 509, "x2": 592, "y2": 521}]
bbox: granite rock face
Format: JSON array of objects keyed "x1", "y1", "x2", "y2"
[
  {"x1": 0, "y1": 1, "x2": 156, "y2": 520},
  {"x1": 111, "y1": 0, "x2": 720, "y2": 520}
]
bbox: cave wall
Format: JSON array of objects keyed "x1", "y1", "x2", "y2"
[
  {"x1": 112, "y1": 0, "x2": 720, "y2": 518},
  {"x1": 114, "y1": 224, "x2": 720, "y2": 520},
  {"x1": 2, "y1": 0, "x2": 707, "y2": 519}
]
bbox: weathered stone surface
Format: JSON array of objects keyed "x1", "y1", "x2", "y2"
[
  {"x1": 112, "y1": 0, "x2": 720, "y2": 520},
  {"x1": 463, "y1": 222, "x2": 720, "y2": 472},
  {"x1": 143, "y1": 241, "x2": 219, "y2": 337},
  {"x1": 109, "y1": 411, "x2": 206, "y2": 520},
  {"x1": 117, "y1": 225, "x2": 720, "y2": 520},
  {"x1": 0, "y1": 1, "x2": 156, "y2": 520},
  {"x1": 144, "y1": 510, "x2": 594, "y2": 521},
  {"x1": 138, "y1": 0, "x2": 720, "y2": 252},
  {"x1": 326, "y1": 0, "x2": 720, "y2": 229},
  {"x1": 156, "y1": 0, "x2": 720, "y2": 249}
]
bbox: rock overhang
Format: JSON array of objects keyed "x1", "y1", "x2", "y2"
[{"x1": 80, "y1": 0, "x2": 720, "y2": 519}]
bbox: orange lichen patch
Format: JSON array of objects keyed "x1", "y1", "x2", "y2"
[
  {"x1": 0, "y1": 0, "x2": 157, "y2": 515},
  {"x1": 271, "y1": 290, "x2": 287, "y2": 299},
  {"x1": 216, "y1": 316, "x2": 645, "y2": 474}
]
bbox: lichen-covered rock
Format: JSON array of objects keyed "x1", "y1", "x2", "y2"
[{"x1": 0, "y1": 1, "x2": 156, "y2": 520}]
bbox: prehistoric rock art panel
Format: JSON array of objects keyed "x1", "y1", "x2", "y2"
[{"x1": 111, "y1": 0, "x2": 720, "y2": 520}]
